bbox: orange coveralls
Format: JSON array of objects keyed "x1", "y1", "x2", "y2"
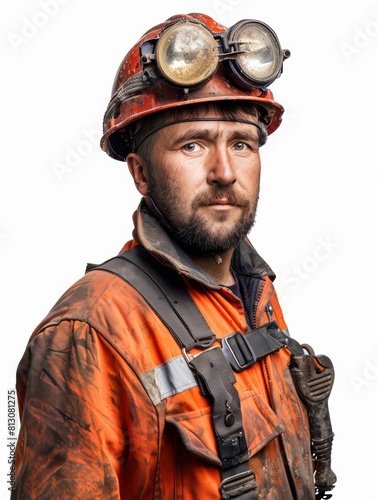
[{"x1": 12, "y1": 203, "x2": 315, "y2": 499}]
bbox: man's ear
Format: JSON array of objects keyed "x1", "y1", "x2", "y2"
[{"x1": 127, "y1": 153, "x2": 149, "y2": 196}]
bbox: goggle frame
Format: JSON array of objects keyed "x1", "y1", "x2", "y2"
[{"x1": 139, "y1": 18, "x2": 290, "y2": 91}]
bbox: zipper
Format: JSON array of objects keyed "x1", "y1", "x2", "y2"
[
  {"x1": 265, "y1": 301, "x2": 274, "y2": 322},
  {"x1": 252, "y1": 280, "x2": 265, "y2": 328}
]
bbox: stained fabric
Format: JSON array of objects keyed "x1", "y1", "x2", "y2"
[{"x1": 12, "y1": 201, "x2": 315, "y2": 499}]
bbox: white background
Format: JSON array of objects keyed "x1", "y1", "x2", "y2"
[{"x1": 1, "y1": 0, "x2": 377, "y2": 498}]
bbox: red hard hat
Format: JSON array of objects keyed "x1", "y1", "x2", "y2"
[{"x1": 100, "y1": 13, "x2": 288, "y2": 161}]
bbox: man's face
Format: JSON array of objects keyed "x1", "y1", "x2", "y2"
[{"x1": 144, "y1": 109, "x2": 261, "y2": 255}]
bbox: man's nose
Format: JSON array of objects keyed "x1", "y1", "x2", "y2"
[{"x1": 207, "y1": 148, "x2": 236, "y2": 186}]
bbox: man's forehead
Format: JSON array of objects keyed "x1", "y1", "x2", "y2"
[{"x1": 157, "y1": 117, "x2": 262, "y2": 140}]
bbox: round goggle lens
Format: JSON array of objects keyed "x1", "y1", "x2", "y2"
[
  {"x1": 156, "y1": 23, "x2": 218, "y2": 86},
  {"x1": 233, "y1": 22, "x2": 281, "y2": 84}
]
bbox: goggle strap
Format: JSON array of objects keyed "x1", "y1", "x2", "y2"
[{"x1": 134, "y1": 117, "x2": 263, "y2": 152}]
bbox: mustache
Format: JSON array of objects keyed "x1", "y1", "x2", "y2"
[{"x1": 193, "y1": 187, "x2": 251, "y2": 208}]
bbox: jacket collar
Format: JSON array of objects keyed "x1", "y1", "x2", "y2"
[{"x1": 132, "y1": 198, "x2": 275, "y2": 288}]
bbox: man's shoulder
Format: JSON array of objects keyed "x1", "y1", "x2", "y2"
[{"x1": 33, "y1": 265, "x2": 147, "y2": 335}]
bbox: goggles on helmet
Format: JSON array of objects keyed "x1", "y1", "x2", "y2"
[
  {"x1": 140, "y1": 18, "x2": 290, "y2": 90},
  {"x1": 101, "y1": 13, "x2": 289, "y2": 161}
]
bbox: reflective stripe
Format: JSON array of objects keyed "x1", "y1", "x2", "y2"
[{"x1": 140, "y1": 354, "x2": 197, "y2": 405}]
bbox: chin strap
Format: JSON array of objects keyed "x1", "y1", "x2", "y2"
[{"x1": 145, "y1": 194, "x2": 175, "y2": 232}]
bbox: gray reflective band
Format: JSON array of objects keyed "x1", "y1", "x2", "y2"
[{"x1": 140, "y1": 354, "x2": 197, "y2": 406}]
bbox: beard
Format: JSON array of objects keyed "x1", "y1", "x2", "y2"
[
  {"x1": 148, "y1": 177, "x2": 258, "y2": 256},
  {"x1": 170, "y1": 207, "x2": 257, "y2": 255}
]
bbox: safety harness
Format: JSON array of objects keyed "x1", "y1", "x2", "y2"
[{"x1": 86, "y1": 245, "x2": 336, "y2": 499}]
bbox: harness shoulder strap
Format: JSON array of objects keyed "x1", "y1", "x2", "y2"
[
  {"x1": 86, "y1": 246, "x2": 258, "y2": 498},
  {"x1": 86, "y1": 245, "x2": 336, "y2": 499},
  {"x1": 87, "y1": 245, "x2": 215, "y2": 350}
]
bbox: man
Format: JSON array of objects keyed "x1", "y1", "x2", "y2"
[{"x1": 12, "y1": 13, "x2": 336, "y2": 499}]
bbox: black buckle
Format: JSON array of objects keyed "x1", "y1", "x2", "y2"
[
  {"x1": 220, "y1": 470, "x2": 258, "y2": 499},
  {"x1": 222, "y1": 332, "x2": 256, "y2": 372}
]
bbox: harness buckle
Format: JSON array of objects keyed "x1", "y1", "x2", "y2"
[
  {"x1": 222, "y1": 331, "x2": 256, "y2": 372},
  {"x1": 220, "y1": 469, "x2": 258, "y2": 499},
  {"x1": 181, "y1": 347, "x2": 192, "y2": 365}
]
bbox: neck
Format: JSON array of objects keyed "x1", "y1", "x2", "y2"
[{"x1": 192, "y1": 250, "x2": 235, "y2": 286}]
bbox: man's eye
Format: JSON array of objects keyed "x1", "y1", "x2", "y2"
[
  {"x1": 183, "y1": 143, "x2": 199, "y2": 153},
  {"x1": 234, "y1": 142, "x2": 247, "y2": 151}
]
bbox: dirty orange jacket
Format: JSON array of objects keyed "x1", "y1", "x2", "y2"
[{"x1": 13, "y1": 202, "x2": 315, "y2": 499}]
